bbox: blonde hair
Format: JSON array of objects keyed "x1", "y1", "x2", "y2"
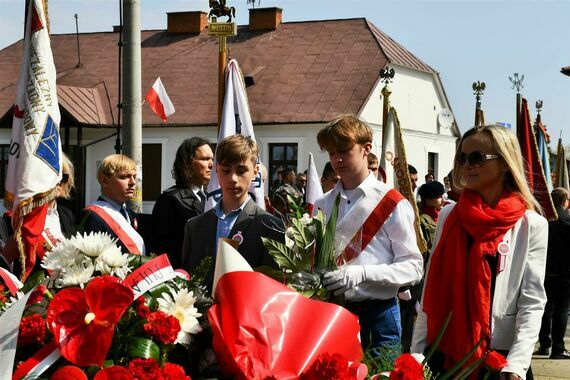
[
  {"x1": 317, "y1": 114, "x2": 373, "y2": 152},
  {"x1": 453, "y1": 124, "x2": 541, "y2": 212},
  {"x1": 97, "y1": 154, "x2": 136, "y2": 184},
  {"x1": 216, "y1": 135, "x2": 258, "y2": 165},
  {"x1": 58, "y1": 153, "x2": 75, "y2": 199}
]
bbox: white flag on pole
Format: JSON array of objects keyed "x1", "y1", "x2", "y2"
[
  {"x1": 205, "y1": 59, "x2": 265, "y2": 211},
  {"x1": 305, "y1": 153, "x2": 323, "y2": 216}
]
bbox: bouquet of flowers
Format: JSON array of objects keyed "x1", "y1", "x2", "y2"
[
  {"x1": 0, "y1": 231, "x2": 213, "y2": 380},
  {"x1": 261, "y1": 194, "x2": 340, "y2": 299}
]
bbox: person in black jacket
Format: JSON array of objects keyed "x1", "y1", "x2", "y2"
[
  {"x1": 537, "y1": 187, "x2": 570, "y2": 359},
  {"x1": 152, "y1": 137, "x2": 213, "y2": 268}
]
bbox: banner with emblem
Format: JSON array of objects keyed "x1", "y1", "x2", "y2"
[
  {"x1": 5, "y1": 0, "x2": 62, "y2": 278},
  {"x1": 205, "y1": 59, "x2": 264, "y2": 211},
  {"x1": 379, "y1": 107, "x2": 427, "y2": 253}
]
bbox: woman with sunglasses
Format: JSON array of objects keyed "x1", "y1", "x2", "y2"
[{"x1": 412, "y1": 125, "x2": 547, "y2": 380}]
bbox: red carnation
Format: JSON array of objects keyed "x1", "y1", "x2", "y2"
[
  {"x1": 162, "y1": 362, "x2": 191, "y2": 379},
  {"x1": 50, "y1": 365, "x2": 88, "y2": 380},
  {"x1": 0, "y1": 283, "x2": 8, "y2": 303},
  {"x1": 389, "y1": 353, "x2": 424, "y2": 380},
  {"x1": 485, "y1": 351, "x2": 507, "y2": 372},
  {"x1": 18, "y1": 314, "x2": 46, "y2": 346},
  {"x1": 94, "y1": 366, "x2": 134, "y2": 380},
  {"x1": 136, "y1": 296, "x2": 151, "y2": 318},
  {"x1": 143, "y1": 311, "x2": 180, "y2": 345},
  {"x1": 300, "y1": 353, "x2": 357, "y2": 380},
  {"x1": 128, "y1": 358, "x2": 162, "y2": 379}
]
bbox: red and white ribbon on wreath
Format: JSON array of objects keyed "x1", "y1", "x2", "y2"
[{"x1": 3, "y1": 254, "x2": 177, "y2": 379}]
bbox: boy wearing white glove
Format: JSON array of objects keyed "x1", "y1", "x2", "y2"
[{"x1": 315, "y1": 115, "x2": 423, "y2": 358}]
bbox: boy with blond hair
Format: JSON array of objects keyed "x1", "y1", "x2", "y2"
[
  {"x1": 78, "y1": 154, "x2": 145, "y2": 255},
  {"x1": 181, "y1": 135, "x2": 283, "y2": 291},
  {"x1": 315, "y1": 114, "x2": 423, "y2": 357}
]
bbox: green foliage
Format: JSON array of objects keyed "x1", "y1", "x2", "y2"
[
  {"x1": 261, "y1": 194, "x2": 340, "y2": 300},
  {"x1": 127, "y1": 337, "x2": 160, "y2": 361}
]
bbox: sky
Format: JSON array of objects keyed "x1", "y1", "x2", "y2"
[{"x1": 1, "y1": 0, "x2": 570, "y2": 148}]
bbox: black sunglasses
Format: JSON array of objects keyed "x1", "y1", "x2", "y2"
[
  {"x1": 59, "y1": 173, "x2": 69, "y2": 184},
  {"x1": 457, "y1": 151, "x2": 500, "y2": 166}
]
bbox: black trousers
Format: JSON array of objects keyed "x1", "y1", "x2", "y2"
[{"x1": 539, "y1": 275, "x2": 570, "y2": 354}]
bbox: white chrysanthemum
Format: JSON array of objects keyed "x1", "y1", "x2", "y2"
[
  {"x1": 157, "y1": 288, "x2": 202, "y2": 344},
  {"x1": 61, "y1": 260, "x2": 95, "y2": 287},
  {"x1": 41, "y1": 237, "x2": 81, "y2": 271},
  {"x1": 95, "y1": 244, "x2": 131, "y2": 279},
  {"x1": 72, "y1": 231, "x2": 118, "y2": 258}
]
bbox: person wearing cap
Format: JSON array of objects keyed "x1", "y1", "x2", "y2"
[{"x1": 418, "y1": 181, "x2": 446, "y2": 251}]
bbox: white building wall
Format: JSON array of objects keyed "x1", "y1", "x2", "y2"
[{"x1": 359, "y1": 64, "x2": 458, "y2": 186}]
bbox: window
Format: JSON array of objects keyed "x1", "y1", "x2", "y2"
[
  {"x1": 142, "y1": 144, "x2": 162, "y2": 201},
  {"x1": 427, "y1": 152, "x2": 438, "y2": 180},
  {"x1": 268, "y1": 143, "x2": 298, "y2": 190},
  {"x1": 0, "y1": 145, "x2": 9, "y2": 198}
]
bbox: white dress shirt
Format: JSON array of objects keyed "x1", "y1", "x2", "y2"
[{"x1": 315, "y1": 172, "x2": 423, "y2": 301}]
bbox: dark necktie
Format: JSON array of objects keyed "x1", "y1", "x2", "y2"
[
  {"x1": 120, "y1": 206, "x2": 129, "y2": 221},
  {"x1": 198, "y1": 190, "x2": 206, "y2": 205}
]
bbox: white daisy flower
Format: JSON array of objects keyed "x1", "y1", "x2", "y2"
[
  {"x1": 72, "y1": 232, "x2": 117, "y2": 258},
  {"x1": 95, "y1": 244, "x2": 132, "y2": 279},
  {"x1": 157, "y1": 288, "x2": 202, "y2": 344},
  {"x1": 300, "y1": 213, "x2": 312, "y2": 226},
  {"x1": 61, "y1": 259, "x2": 95, "y2": 287}
]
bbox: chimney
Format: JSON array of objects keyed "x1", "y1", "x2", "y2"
[
  {"x1": 167, "y1": 11, "x2": 208, "y2": 34},
  {"x1": 249, "y1": 7, "x2": 282, "y2": 31}
]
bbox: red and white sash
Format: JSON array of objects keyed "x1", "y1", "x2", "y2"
[
  {"x1": 335, "y1": 188, "x2": 404, "y2": 265},
  {"x1": 86, "y1": 201, "x2": 144, "y2": 255}
]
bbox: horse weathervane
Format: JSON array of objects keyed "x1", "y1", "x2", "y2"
[{"x1": 209, "y1": 0, "x2": 235, "y2": 22}]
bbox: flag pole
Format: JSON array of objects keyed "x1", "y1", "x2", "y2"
[
  {"x1": 509, "y1": 73, "x2": 524, "y2": 137},
  {"x1": 472, "y1": 81, "x2": 485, "y2": 127},
  {"x1": 208, "y1": 9, "x2": 237, "y2": 134},
  {"x1": 380, "y1": 68, "x2": 395, "y2": 132}
]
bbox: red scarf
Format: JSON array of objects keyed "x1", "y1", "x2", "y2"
[
  {"x1": 423, "y1": 206, "x2": 440, "y2": 223},
  {"x1": 423, "y1": 190, "x2": 526, "y2": 370}
]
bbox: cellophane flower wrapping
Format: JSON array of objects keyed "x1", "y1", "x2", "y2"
[{"x1": 209, "y1": 270, "x2": 364, "y2": 379}]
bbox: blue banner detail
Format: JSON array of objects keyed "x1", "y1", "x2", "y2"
[{"x1": 34, "y1": 114, "x2": 60, "y2": 173}]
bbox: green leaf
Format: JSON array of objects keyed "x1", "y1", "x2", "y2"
[
  {"x1": 22, "y1": 270, "x2": 45, "y2": 293},
  {"x1": 127, "y1": 337, "x2": 160, "y2": 360},
  {"x1": 438, "y1": 335, "x2": 486, "y2": 380},
  {"x1": 318, "y1": 193, "x2": 340, "y2": 270},
  {"x1": 261, "y1": 237, "x2": 301, "y2": 272}
]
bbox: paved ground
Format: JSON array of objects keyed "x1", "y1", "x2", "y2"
[{"x1": 532, "y1": 323, "x2": 570, "y2": 380}]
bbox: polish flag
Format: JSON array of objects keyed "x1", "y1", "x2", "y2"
[{"x1": 145, "y1": 77, "x2": 175, "y2": 122}]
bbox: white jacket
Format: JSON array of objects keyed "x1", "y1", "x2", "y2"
[{"x1": 411, "y1": 203, "x2": 548, "y2": 380}]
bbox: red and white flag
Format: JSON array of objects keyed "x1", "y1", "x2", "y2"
[
  {"x1": 145, "y1": 77, "x2": 175, "y2": 122},
  {"x1": 5, "y1": 0, "x2": 62, "y2": 279},
  {"x1": 305, "y1": 153, "x2": 323, "y2": 216}
]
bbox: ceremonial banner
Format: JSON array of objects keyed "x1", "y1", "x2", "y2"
[
  {"x1": 205, "y1": 59, "x2": 264, "y2": 211},
  {"x1": 5, "y1": 0, "x2": 62, "y2": 278},
  {"x1": 145, "y1": 77, "x2": 175, "y2": 122},
  {"x1": 517, "y1": 99, "x2": 556, "y2": 220},
  {"x1": 379, "y1": 107, "x2": 427, "y2": 253},
  {"x1": 554, "y1": 138, "x2": 569, "y2": 191},
  {"x1": 535, "y1": 120, "x2": 553, "y2": 192},
  {"x1": 305, "y1": 153, "x2": 323, "y2": 216}
]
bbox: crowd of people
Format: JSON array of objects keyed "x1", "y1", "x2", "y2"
[{"x1": 1, "y1": 115, "x2": 569, "y2": 379}]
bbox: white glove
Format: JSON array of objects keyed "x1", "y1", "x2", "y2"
[{"x1": 323, "y1": 265, "x2": 366, "y2": 295}]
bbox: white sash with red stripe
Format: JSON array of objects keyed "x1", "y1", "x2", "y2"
[
  {"x1": 335, "y1": 187, "x2": 403, "y2": 263},
  {"x1": 87, "y1": 201, "x2": 145, "y2": 255}
]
